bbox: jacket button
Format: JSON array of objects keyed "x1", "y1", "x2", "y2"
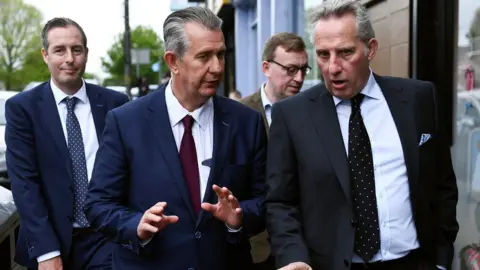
[{"x1": 194, "y1": 231, "x2": 202, "y2": 239}]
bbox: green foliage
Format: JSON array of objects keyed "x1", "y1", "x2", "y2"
[
  {"x1": 468, "y1": 8, "x2": 480, "y2": 40},
  {"x1": 101, "y1": 25, "x2": 167, "y2": 87},
  {"x1": 0, "y1": 0, "x2": 43, "y2": 90}
]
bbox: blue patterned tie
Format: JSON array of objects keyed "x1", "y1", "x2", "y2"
[{"x1": 64, "y1": 97, "x2": 89, "y2": 227}]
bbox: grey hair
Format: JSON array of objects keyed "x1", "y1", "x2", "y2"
[
  {"x1": 163, "y1": 6, "x2": 223, "y2": 59},
  {"x1": 308, "y1": 0, "x2": 375, "y2": 54},
  {"x1": 41, "y1": 17, "x2": 87, "y2": 50}
]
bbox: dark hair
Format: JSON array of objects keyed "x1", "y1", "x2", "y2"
[
  {"x1": 41, "y1": 17, "x2": 87, "y2": 50},
  {"x1": 262, "y1": 32, "x2": 306, "y2": 61}
]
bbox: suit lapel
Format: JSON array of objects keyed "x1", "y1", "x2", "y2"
[
  {"x1": 197, "y1": 96, "x2": 232, "y2": 228},
  {"x1": 375, "y1": 75, "x2": 419, "y2": 206},
  {"x1": 145, "y1": 90, "x2": 196, "y2": 221},
  {"x1": 250, "y1": 91, "x2": 269, "y2": 136},
  {"x1": 307, "y1": 86, "x2": 351, "y2": 205},
  {"x1": 86, "y1": 84, "x2": 106, "y2": 141},
  {"x1": 40, "y1": 83, "x2": 73, "y2": 181}
]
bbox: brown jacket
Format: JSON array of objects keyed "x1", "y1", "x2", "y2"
[
  {"x1": 240, "y1": 89, "x2": 271, "y2": 263},
  {"x1": 241, "y1": 90, "x2": 269, "y2": 138}
]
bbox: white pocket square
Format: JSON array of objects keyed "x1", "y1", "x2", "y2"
[{"x1": 419, "y1": 133, "x2": 432, "y2": 146}]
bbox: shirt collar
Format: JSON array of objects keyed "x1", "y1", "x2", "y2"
[
  {"x1": 332, "y1": 70, "x2": 383, "y2": 106},
  {"x1": 260, "y1": 82, "x2": 273, "y2": 109},
  {"x1": 50, "y1": 78, "x2": 88, "y2": 105},
  {"x1": 165, "y1": 79, "x2": 213, "y2": 130}
]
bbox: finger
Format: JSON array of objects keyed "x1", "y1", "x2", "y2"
[
  {"x1": 139, "y1": 222, "x2": 159, "y2": 234},
  {"x1": 144, "y1": 212, "x2": 162, "y2": 224},
  {"x1": 227, "y1": 194, "x2": 240, "y2": 208},
  {"x1": 163, "y1": 215, "x2": 179, "y2": 224},
  {"x1": 234, "y1": 207, "x2": 242, "y2": 215},
  {"x1": 149, "y1": 206, "x2": 165, "y2": 215},
  {"x1": 154, "y1": 202, "x2": 167, "y2": 208},
  {"x1": 201, "y1": 202, "x2": 217, "y2": 213}
]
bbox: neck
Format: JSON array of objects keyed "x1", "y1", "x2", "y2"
[
  {"x1": 171, "y1": 77, "x2": 208, "y2": 112},
  {"x1": 264, "y1": 81, "x2": 278, "y2": 104},
  {"x1": 53, "y1": 78, "x2": 82, "y2": 96}
]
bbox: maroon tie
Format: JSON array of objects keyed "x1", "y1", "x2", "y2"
[{"x1": 179, "y1": 115, "x2": 201, "y2": 215}]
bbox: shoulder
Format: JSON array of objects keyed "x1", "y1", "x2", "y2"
[
  {"x1": 378, "y1": 76, "x2": 434, "y2": 94},
  {"x1": 240, "y1": 91, "x2": 260, "y2": 105},
  {"x1": 7, "y1": 82, "x2": 47, "y2": 107},
  {"x1": 216, "y1": 95, "x2": 261, "y2": 119},
  {"x1": 87, "y1": 83, "x2": 129, "y2": 101},
  {"x1": 274, "y1": 83, "x2": 325, "y2": 111}
]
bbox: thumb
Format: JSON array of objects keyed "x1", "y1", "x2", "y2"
[{"x1": 201, "y1": 202, "x2": 217, "y2": 213}]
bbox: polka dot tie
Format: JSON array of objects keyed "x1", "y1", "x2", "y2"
[
  {"x1": 64, "y1": 97, "x2": 89, "y2": 228},
  {"x1": 348, "y1": 94, "x2": 380, "y2": 262}
]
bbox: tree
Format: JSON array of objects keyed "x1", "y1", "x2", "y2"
[
  {"x1": 468, "y1": 7, "x2": 480, "y2": 40},
  {"x1": 0, "y1": 0, "x2": 43, "y2": 90},
  {"x1": 304, "y1": 7, "x2": 323, "y2": 81},
  {"x1": 101, "y1": 25, "x2": 167, "y2": 86}
]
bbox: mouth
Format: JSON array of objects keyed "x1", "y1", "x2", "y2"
[
  {"x1": 62, "y1": 69, "x2": 78, "y2": 74},
  {"x1": 331, "y1": 80, "x2": 347, "y2": 89}
]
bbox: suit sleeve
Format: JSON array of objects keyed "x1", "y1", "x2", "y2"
[
  {"x1": 265, "y1": 104, "x2": 310, "y2": 267},
  {"x1": 429, "y1": 82, "x2": 459, "y2": 268},
  {"x1": 84, "y1": 110, "x2": 144, "y2": 255},
  {"x1": 236, "y1": 112, "x2": 268, "y2": 238},
  {"x1": 5, "y1": 98, "x2": 61, "y2": 259}
]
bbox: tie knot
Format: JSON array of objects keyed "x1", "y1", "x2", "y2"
[
  {"x1": 182, "y1": 115, "x2": 195, "y2": 131},
  {"x1": 350, "y1": 93, "x2": 365, "y2": 112},
  {"x1": 64, "y1": 97, "x2": 78, "y2": 112}
]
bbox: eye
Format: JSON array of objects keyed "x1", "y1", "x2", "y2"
[{"x1": 317, "y1": 51, "x2": 329, "y2": 59}]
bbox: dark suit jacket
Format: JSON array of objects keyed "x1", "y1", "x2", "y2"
[
  {"x1": 265, "y1": 75, "x2": 459, "y2": 270},
  {"x1": 241, "y1": 90, "x2": 269, "y2": 137},
  {"x1": 5, "y1": 82, "x2": 129, "y2": 268},
  {"x1": 84, "y1": 86, "x2": 268, "y2": 270}
]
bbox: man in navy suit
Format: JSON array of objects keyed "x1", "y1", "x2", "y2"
[
  {"x1": 84, "y1": 6, "x2": 267, "y2": 270},
  {"x1": 5, "y1": 18, "x2": 129, "y2": 270}
]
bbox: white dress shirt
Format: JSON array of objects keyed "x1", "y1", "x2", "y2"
[
  {"x1": 260, "y1": 83, "x2": 273, "y2": 126},
  {"x1": 37, "y1": 79, "x2": 99, "y2": 263},
  {"x1": 333, "y1": 72, "x2": 420, "y2": 263},
  {"x1": 165, "y1": 81, "x2": 214, "y2": 202}
]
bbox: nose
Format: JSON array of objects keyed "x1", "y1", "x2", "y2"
[
  {"x1": 293, "y1": 68, "x2": 305, "y2": 83},
  {"x1": 327, "y1": 56, "x2": 342, "y2": 75},
  {"x1": 209, "y1": 55, "x2": 223, "y2": 75},
  {"x1": 64, "y1": 50, "x2": 74, "y2": 63}
]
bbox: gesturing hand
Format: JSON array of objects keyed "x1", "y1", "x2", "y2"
[
  {"x1": 137, "y1": 202, "x2": 179, "y2": 240},
  {"x1": 201, "y1": 185, "x2": 242, "y2": 229}
]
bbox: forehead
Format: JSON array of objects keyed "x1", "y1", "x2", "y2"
[
  {"x1": 184, "y1": 22, "x2": 225, "y2": 53},
  {"x1": 274, "y1": 46, "x2": 308, "y2": 65},
  {"x1": 313, "y1": 13, "x2": 358, "y2": 48},
  {"x1": 47, "y1": 25, "x2": 84, "y2": 47}
]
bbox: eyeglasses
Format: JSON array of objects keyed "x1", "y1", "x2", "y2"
[{"x1": 268, "y1": 60, "x2": 311, "y2": 76}]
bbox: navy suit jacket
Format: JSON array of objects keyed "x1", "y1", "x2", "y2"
[
  {"x1": 84, "y1": 86, "x2": 267, "y2": 270},
  {"x1": 5, "y1": 82, "x2": 129, "y2": 268}
]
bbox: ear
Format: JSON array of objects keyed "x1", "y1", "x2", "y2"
[
  {"x1": 41, "y1": 48, "x2": 48, "y2": 65},
  {"x1": 164, "y1": 51, "x2": 179, "y2": 75},
  {"x1": 366, "y1": 38, "x2": 378, "y2": 61},
  {"x1": 262, "y1": 61, "x2": 271, "y2": 77},
  {"x1": 84, "y1": 46, "x2": 89, "y2": 62}
]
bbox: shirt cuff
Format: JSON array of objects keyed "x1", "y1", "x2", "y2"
[
  {"x1": 436, "y1": 265, "x2": 446, "y2": 270},
  {"x1": 37, "y1": 251, "x2": 61, "y2": 263},
  {"x1": 225, "y1": 223, "x2": 242, "y2": 232},
  {"x1": 139, "y1": 237, "x2": 153, "y2": 247}
]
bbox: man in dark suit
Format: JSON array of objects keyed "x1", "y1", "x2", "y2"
[
  {"x1": 265, "y1": 1, "x2": 459, "y2": 270},
  {"x1": 84, "y1": 6, "x2": 267, "y2": 270},
  {"x1": 5, "y1": 18, "x2": 129, "y2": 270},
  {"x1": 241, "y1": 32, "x2": 309, "y2": 269}
]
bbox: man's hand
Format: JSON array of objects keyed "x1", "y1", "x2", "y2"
[
  {"x1": 137, "y1": 202, "x2": 179, "y2": 240},
  {"x1": 201, "y1": 185, "x2": 242, "y2": 229},
  {"x1": 38, "y1": 256, "x2": 63, "y2": 270},
  {"x1": 278, "y1": 262, "x2": 312, "y2": 270}
]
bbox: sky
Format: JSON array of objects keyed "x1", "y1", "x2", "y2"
[{"x1": 24, "y1": 0, "x2": 174, "y2": 79}]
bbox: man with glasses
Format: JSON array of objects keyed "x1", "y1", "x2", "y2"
[{"x1": 241, "y1": 32, "x2": 309, "y2": 270}]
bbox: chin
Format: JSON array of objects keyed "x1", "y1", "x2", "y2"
[{"x1": 200, "y1": 87, "x2": 217, "y2": 97}]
